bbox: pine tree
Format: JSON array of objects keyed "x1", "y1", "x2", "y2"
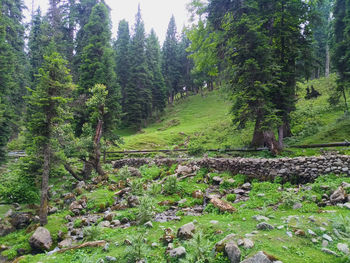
[
  {"x1": 25, "y1": 52, "x2": 73, "y2": 225},
  {"x1": 146, "y1": 29, "x2": 166, "y2": 115},
  {"x1": 0, "y1": 0, "x2": 27, "y2": 160},
  {"x1": 78, "y1": 2, "x2": 120, "y2": 134},
  {"x1": 333, "y1": 0, "x2": 350, "y2": 111},
  {"x1": 124, "y1": 5, "x2": 152, "y2": 128},
  {"x1": 114, "y1": 19, "x2": 131, "y2": 118},
  {"x1": 178, "y1": 30, "x2": 195, "y2": 94},
  {"x1": 162, "y1": 15, "x2": 181, "y2": 104}
]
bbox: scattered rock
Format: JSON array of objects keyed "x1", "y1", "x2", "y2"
[
  {"x1": 295, "y1": 229, "x2": 305, "y2": 236},
  {"x1": 99, "y1": 221, "x2": 111, "y2": 228},
  {"x1": 128, "y1": 167, "x2": 142, "y2": 177},
  {"x1": 293, "y1": 203, "x2": 302, "y2": 210},
  {"x1": 212, "y1": 176, "x2": 223, "y2": 185},
  {"x1": 176, "y1": 165, "x2": 192, "y2": 175},
  {"x1": 127, "y1": 195, "x2": 140, "y2": 208},
  {"x1": 307, "y1": 229, "x2": 316, "y2": 236},
  {"x1": 177, "y1": 222, "x2": 195, "y2": 239},
  {"x1": 215, "y1": 234, "x2": 236, "y2": 252},
  {"x1": 321, "y1": 248, "x2": 339, "y2": 257},
  {"x1": 237, "y1": 238, "x2": 254, "y2": 249},
  {"x1": 256, "y1": 222, "x2": 274, "y2": 231},
  {"x1": 330, "y1": 186, "x2": 346, "y2": 204},
  {"x1": 337, "y1": 243, "x2": 349, "y2": 255},
  {"x1": 161, "y1": 228, "x2": 175, "y2": 244},
  {"x1": 105, "y1": 256, "x2": 117, "y2": 262},
  {"x1": 10, "y1": 212, "x2": 32, "y2": 229},
  {"x1": 168, "y1": 246, "x2": 186, "y2": 258},
  {"x1": 225, "y1": 242, "x2": 241, "y2": 263},
  {"x1": 240, "y1": 251, "x2": 274, "y2": 263},
  {"x1": 322, "y1": 234, "x2": 333, "y2": 242},
  {"x1": 0, "y1": 221, "x2": 15, "y2": 237},
  {"x1": 63, "y1": 193, "x2": 76, "y2": 205},
  {"x1": 192, "y1": 190, "x2": 203, "y2": 199},
  {"x1": 144, "y1": 221, "x2": 153, "y2": 228},
  {"x1": 58, "y1": 238, "x2": 73, "y2": 248},
  {"x1": 322, "y1": 240, "x2": 329, "y2": 247},
  {"x1": 242, "y1": 183, "x2": 251, "y2": 190},
  {"x1": 343, "y1": 203, "x2": 350, "y2": 210},
  {"x1": 29, "y1": 227, "x2": 53, "y2": 251},
  {"x1": 210, "y1": 197, "x2": 236, "y2": 213},
  {"x1": 252, "y1": 215, "x2": 269, "y2": 222},
  {"x1": 210, "y1": 220, "x2": 219, "y2": 225}
]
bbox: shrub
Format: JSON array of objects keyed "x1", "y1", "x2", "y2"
[
  {"x1": 226, "y1": 194, "x2": 236, "y2": 202},
  {"x1": 118, "y1": 165, "x2": 131, "y2": 182},
  {"x1": 163, "y1": 176, "x2": 182, "y2": 195},
  {"x1": 148, "y1": 183, "x2": 161, "y2": 196},
  {"x1": 123, "y1": 232, "x2": 150, "y2": 262},
  {"x1": 83, "y1": 226, "x2": 103, "y2": 241},
  {"x1": 136, "y1": 197, "x2": 155, "y2": 224},
  {"x1": 139, "y1": 165, "x2": 161, "y2": 180},
  {"x1": 188, "y1": 141, "x2": 205, "y2": 156},
  {"x1": 130, "y1": 179, "x2": 144, "y2": 195}
]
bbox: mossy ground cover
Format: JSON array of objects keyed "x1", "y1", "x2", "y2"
[{"x1": 1, "y1": 164, "x2": 349, "y2": 263}]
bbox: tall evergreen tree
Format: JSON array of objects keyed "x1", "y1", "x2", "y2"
[
  {"x1": 162, "y1": 15, "x2": 181, "y2": 104},
  {"x1": 146, "y1": 29, "x2": 166, "y2": 115},
  {"x1": 114, "y1": 19, "x2": 130, "y2": 118},
  {"x1": 78, "y1": 2, "x2": 120, "y2": 134},
  {"x1": 125, "y1": 5, "x2": 152, "y2": 128},
  {"x1": 25, "y1": 52, "x2": 73, "y2": 225},
  {"x1": 0, "y1": 0, "x2": 27, "y2": 158},
  {"x1": 333, "y1": 0, "x2": 350, "y2": 111}
]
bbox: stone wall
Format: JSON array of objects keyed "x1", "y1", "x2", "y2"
[{"x1": 113, "y1": 155, "x2": 350, "y2": 183}]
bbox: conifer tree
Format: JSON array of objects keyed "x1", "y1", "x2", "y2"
[
  {"x1": 26, "y1": 52, "x2": 73, "y2": 225},
  {"x1": 78, "y1": 2, "x2": 120, "y2": 134},
  {"x1": 0, "y1": 0, "x2": 27, "y2": 158},
  {"x1": 333, "y1": 0, "x2": 350, "y2": 111},
  {"x1": 125, "y1": 5, "x2": 152, "y2": 128},
  {"x1": 146, "y1": 29, "x2": 166, "y2": 115},
  {"x1": 114, "y1": 20, "x2": 131, "y2": 117},
  {"x1": 162, "y1": 15, "x2": 181, "y2": 104}
]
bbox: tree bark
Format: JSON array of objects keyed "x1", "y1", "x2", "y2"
[
  {"x1": 278, "y1": 125, "x2": 284, "y2": 149},
  {"x1": 325, "y1": 43, "x2": 330, "y2": 78},
  {"x1": 263, "y1": 130, "x2": 281, "y2": 155},
  {"x1": 251, "y1": 116, "x2": 265, "y2": 147},
  {"x1": 39, "y1": 143, "x2": 50, "y2": 226},
  {"x1": 282, "y1": 121, "x2": 293, "y2": 138}
]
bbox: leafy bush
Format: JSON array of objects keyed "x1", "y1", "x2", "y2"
[
  {"x1": 139, "y1": 165, "x2": 161, "y2": 180},
  {"x1": 0, "y1": 157, "x2": 40, "y2": 203},
  {"x1": 203, "y1": 203, "x2": 221, "y2": 214},
  {"x1": 163, "y1": 176, "x2": 182, "y2": 195},
  {"x1": 280, "y1": 190, "x2": 301, "y2": 209},
  {"x1": 188, "y1": 141, "x2": 205, "y2": 156},
  {"x1": 83, "y1": 226, "x2": 103, "y2": 242},
  {"x1": 130, "y1": 179, "x2": 144, "y2": 195},
  {"x1": 226, "y1": 194, "x2": 236, "y2": 202},
  {"x1": 123, "y1": 232, "x2": 150, "y2": 262},
  {"x1": 118, "y1": 165, "x2": 131, "y2": 182},
  {"x1": 136, "y1": 197, "x2": 155, "y2": 224},
  {"x1": 148, "y1": 183, "x2": 161, "y2": 196}
]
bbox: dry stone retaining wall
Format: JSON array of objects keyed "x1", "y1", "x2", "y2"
[{"x1": 113, "y1": 155, "x2": 350, "y2": 183}]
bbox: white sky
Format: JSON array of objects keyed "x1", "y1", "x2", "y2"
[{"x1": 23, "y1": 0, "x2": 193, "y2": 44}]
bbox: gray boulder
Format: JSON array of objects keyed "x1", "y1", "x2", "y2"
[
  {"x1": 169, "y1": 246, "x2": 186, "y2": 258},
  {"x1": 225, "y1": 241, "x2": 241, "y2": 263},
  {"x1": 29, "y1": 227, "x2": 53, "y2": 251},
  {"x1": 257, "y1": 222, "x2": 274, "y2": 230},
  {"x1": 241, "y1": 251, "x2": 273, "y2": 263},
  {"x1": 177, "y1": 222, "x2": 195, "y2": 239}
]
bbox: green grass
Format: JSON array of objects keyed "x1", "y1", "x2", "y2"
[{"x1": 114, "y1": 75, "x2": 350, "y2": 155}]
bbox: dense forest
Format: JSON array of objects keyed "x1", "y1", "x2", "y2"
[{"x1": 0, "y1": 0, "x2": 350, "y2": 261}]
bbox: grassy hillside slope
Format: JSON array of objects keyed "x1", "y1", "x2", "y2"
[{"x1": 117, "y1": 74, "x2": 350, "y2": 152}]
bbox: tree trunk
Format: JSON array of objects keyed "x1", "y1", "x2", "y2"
[
  {"x1": 251, "y1": 117, "x2": 264, "y2": 147},
  {"x1": 263, "y1": 130, "x2": 281, "y2": 155},
  {"x1": 325, "y1": 43, "x2": 330, "y2": 78},
  {"x1": 93, "y1": 119, "x2": 105, "y2": 176},
  {"x1": 39, "y1": 143, "x2": 50, "y2": 226},
  {"x1": 278, "y1": 125, "x2": 284, "y2": 149},
  {"x1": 342, "y1": 87, "x2": 349, "y2": 112},
  {"x1": 282, "y1": 121, "x2": 293, "y2": 138}
]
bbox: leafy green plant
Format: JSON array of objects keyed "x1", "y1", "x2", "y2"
[
  {"x1": 83, "y1": 226, "x2": 103, "y2": 242},
  {"x1": 226, "y1": 194, "x2": 236, "y2": 202},
  {"x1": 136, "y1": 197, "x2": 155, "y2": 224},
  {"x1": 118, "y1": 165, "x2": 131, "y2": 182},
  {"x1": 281, "y1": 190, "x2": 301, "y2": 208},
  {"x1": 148, "y1": 183, "x2": 161, "y2": 196},
  {"x1": 123, "y1": 232, "x2": 150, "y2": 262},
  {"x1": 130, "y1": 179, "x2": 144, "y2": 195},
  {"x1": 139, "y1": 165, "x2": 161, "y2": 180},
  {"x1": 163, "y1": 176, "x2": 182, "y2": 195}
]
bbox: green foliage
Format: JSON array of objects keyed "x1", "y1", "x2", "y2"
[
  {"x1": 163, "y1": 176, "x2": 182, "y2": 195},
  {"x1": 139, "y1": 165, "x2": 161, "y2": 180},
  {"x1": 226, "y1": 194, "x2": 236, "y2": 202},
  {"x1": 136, "y1": 196, "x2": 155, "y2": 224},
  {"x1": 280, "y1": 191, "x2": 301, "y2": 209},
  {"x1": 123, "y1": 231, "x2": 150, "y2": 262},
  {"x1": 118, "y1": 166, "x2": 131, "y2": 182},
  {"x1": 188, "y1": 140, "x2": 205, "y2": 156},
  {"x1": 83, "y1": 226, "x2": 103, "y2": 242},
  {"x1": 130, "y1": 179, "x2": 144, "y2": 196}
]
